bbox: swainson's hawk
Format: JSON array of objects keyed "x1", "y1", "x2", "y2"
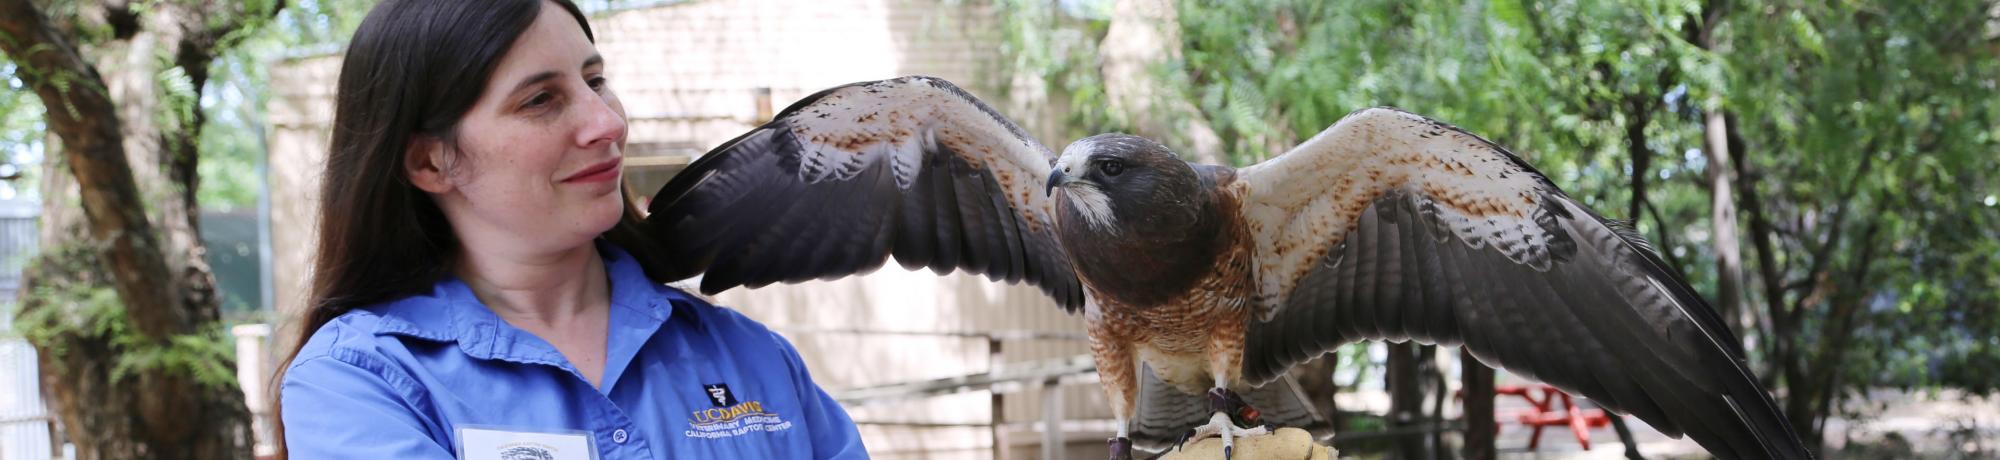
[{"x1": 645, "y1": 76, "x2": 1810, "y2": 459}]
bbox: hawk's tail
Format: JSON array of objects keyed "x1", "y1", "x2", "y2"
[{"x1": 1130, "y1": 364, "x2": 1328, "y2": 452}]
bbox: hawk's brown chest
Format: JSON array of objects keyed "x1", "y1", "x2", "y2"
[
  {"x1": 1057, "y1": 164, "x2": 1258, "y2": 391},
  {"x1": 1072, "y1": 189, "x2": 1256, "y2": 390},
  {"x1": 1087, "y1": 219, "x2": 1258, "y2": 391},
  {"x1": 1101, "y1": 240, "x2": 1253, "y2": 349}
]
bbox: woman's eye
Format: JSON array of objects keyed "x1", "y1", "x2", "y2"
[
  {"x1": 1098, "y1": 160, "x2": 1124, "y2": 177},
  {"x1": 523, "y1": 92, "x2": 554, "y2": 109},
  {"x1": 587, "y1": 76, "x2": 608, "y2": 91}
]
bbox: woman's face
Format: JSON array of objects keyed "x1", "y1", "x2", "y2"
[{"x1": 410, "y1": 1, "x2": 627, "y2": 258}]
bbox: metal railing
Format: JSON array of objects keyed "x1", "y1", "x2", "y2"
[
  {"x1": 0, "y1": 201, "x2": 52, "y2": 460},
  {"x1": 0, "y1": 336, "x2": 58, "y2": 460}
]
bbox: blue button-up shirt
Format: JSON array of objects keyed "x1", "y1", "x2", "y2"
[{"x1": 281, "y1": 244, "x2": 866, "y2": 459}]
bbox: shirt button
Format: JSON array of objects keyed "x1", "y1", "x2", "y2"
[{"x1": 611, "y1": 429, "x2": 629, "y2": 444}]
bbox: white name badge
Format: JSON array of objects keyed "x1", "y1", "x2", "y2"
[{"x1": 456, "y1": 426, "x2": 600, "y2": 460}]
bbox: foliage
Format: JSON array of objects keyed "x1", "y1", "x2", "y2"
[
  {"x1": 273, "y1": 0, "x2": 375, "y2": 46},
  {"x1": 990, "y1": 0, "x2": 2000, "y2": 444},
  {"x1": 1, "y1": 62, "x2": 43, "y2": 196},
  {"x1": 9, "y1": 245, "x2": 238, "y2": 390},
  {"x1": 193, "y1": 0, "x2": 371, "y2": 211},
  {"x1": 0, "y1": 0, "x2": 368, "y2": 211},
  {"x1": 1680, "y1": 3, "x2": 2000, "y2": 440},
  {"x1": 978, "y1": 0, "x2": 1121, "y2": 136},
  {"x1": 0, "y1": 0, "x2": 368, "y2": 455}
]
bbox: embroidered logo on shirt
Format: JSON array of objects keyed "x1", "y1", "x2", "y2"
[
  {"x1": 703, "y1": 383, "x2": 736, "y2": 407},
  {"x1": 685, "y1": 385, "x2": 793, "y2": 440}
]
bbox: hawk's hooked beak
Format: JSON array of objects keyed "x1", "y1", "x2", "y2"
[{"x1": 1045, "y1": 169, "x2": 1071, "y2": 196}]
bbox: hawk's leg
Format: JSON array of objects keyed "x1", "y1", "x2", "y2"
[
  {"x1": 1177, "y1": 317, "x2": 1267, "y2": 460},
  {"x1": 1108, "y1": 436, "x2": 1133, "y2": 460},
  {"x1": 1207, "y1": 387, "x2": 1262, "y2": 426},
  {"x1": 1174, "y1": 387, "x2": 1267, "y2": 459},
  {"x1": 1088, "y1": 319, "x2": 1139, "y2": 460}
]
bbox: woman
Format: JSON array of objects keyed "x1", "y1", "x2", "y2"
[{"x1": 274, "y1": 0, "x2": 865, "y2": 458}]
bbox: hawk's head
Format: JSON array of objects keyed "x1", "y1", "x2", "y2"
[{"x1": 1046, "y1": 134, "x2": 1205, "y2": 235}]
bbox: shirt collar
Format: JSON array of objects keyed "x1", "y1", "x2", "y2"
[{"x1": 368, "y1": 241, "x2": 694, "y2": 359}]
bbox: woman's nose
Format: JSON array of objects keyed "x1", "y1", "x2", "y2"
[{"x1": 576, "y1": 90, "x2": 627, "y2": 149}]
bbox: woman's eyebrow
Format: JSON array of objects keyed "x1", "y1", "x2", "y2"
[
  {"x1": 510, "y1": 71, "x2": 560, "y2": 95},
  {"x1": 507, "y1": 54, "x2": 604, "y2": 96}
]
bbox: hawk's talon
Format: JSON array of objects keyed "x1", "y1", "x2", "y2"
[
  {"x1": 1171, "y1": 428, "x2": 1195, "y2": 452},
  {"x1": 1179, "y1": 411, "x2": 1270, "y2": 458}
]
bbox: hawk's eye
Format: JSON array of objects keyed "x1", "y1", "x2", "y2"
[{"x1": 1097, "y1": 160, "x2": 1125, "y2": 177}]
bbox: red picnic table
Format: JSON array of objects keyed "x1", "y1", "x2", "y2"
[{"x1": 1460, "y1": 383, "x2": 1613, "y2": 450}]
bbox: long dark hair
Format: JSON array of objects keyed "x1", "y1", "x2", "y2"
[{"x1": 271, "y1": 0, "x2": 662, "y2": 455}]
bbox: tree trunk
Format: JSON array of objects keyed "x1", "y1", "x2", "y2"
[
  {"x1": 1786, "y1": 219, "x2": 1882, "y2": 447},
  {"x1": 1690, "y1": 0, "x2": 1750, "y2": 343},
  {"x1": 1626, "y1": 112, "x2": 1650, "y2": 227},
  {"x1": 1458, "y1": 348, "x2": 1494, "y2": 460},
  {"x1": 1730, "y1": 112, "x2": 1788, "y2": 373},
  {"x1": 0, "y1": 0, "x2": 271, "y2": 457},
  {"x1": 1102, "y1": 0, "x2": 1225, "y2": 164},
  {"x1": 1702, "y1": 105, "x2": 1749, "y2": 342},
  {"x1": 1387, "y1": 343, "x2": 1428, "y2": 459},
  {"x1": 1622, "y1": 87, "x2": 1693, "y2": 279}
]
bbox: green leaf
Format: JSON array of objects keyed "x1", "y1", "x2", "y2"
[{"x1": 1489, "y1": 0, "x2": 1531, "y2": 32}]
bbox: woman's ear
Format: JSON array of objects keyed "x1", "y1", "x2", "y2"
[{"x1": 405, "y1": 136, "x2": 455, "y2": 194}]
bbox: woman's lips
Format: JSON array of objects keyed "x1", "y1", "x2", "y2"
[{"x1": 562, "y1": 158, "x2": 621, "y2": 183}]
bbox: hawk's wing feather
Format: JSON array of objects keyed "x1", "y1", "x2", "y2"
[
  {"x1": 1235, "y1": 108, "x2": 1809, "y2": 458},
  {"x1": 646, "y1": 76, "x2": 1084, "y2": 310}
]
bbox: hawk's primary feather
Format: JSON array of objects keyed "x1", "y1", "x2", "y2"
[
  {"x1": 1233, "y1": 107, "x2": 1795, "y2": 458},
  {"x1": 646, "y1": 76, "x2": 1083, "y2": 311}
]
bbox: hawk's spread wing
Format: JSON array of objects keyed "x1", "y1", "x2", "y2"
[
  {"x1": 645, "y1": 76, "x2": 1084, "y2": 310},
  {"x1": 1234, "y1": 108, "x2": 1809, "y2": 458}
]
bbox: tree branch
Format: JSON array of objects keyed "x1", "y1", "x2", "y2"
[
  {"x1": 1799, "y1": 216, "x2": 1883, "y2": 408},
  {"x1": 1642, "y1": 200, "x2": 1693, "y2": 280},
  {"x1": 160, "y1": 0, "x2": 286, "y2": 219},
  {"x1": 1624, "y1": 87, "x2": 1659, "y2": 224},
  {"x1": 0, "y1": 0, "x2": 188, "y2": 340},
  {"x1": 1731, "y1": 112, "x2": 1787, "y2": 375},
  {"x1": 1787, "y1": 141, "x2": 1875, "y2": 325},
  {"x1": 1787, "y1": 10, "x2": 1887, "y2": 325}
]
